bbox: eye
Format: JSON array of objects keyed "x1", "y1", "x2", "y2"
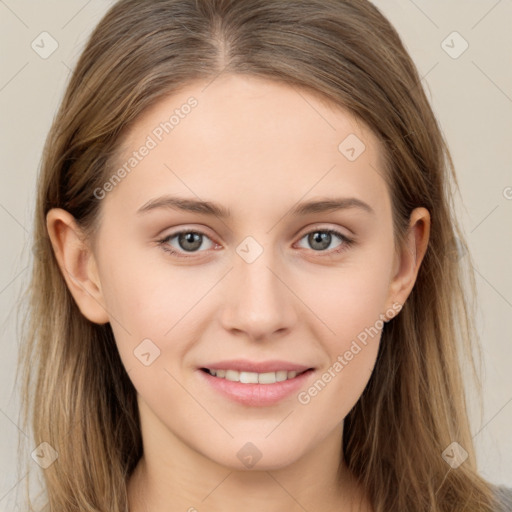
[
  {"x1": 157, "y1": 227, "x2": 355, "y2": 259},
  {"x1": 296, "y1": 228, "x2": 354, "y2": 255},
  {"x1": 157, "y1": 230, "x2": 217, "y2": 258}
]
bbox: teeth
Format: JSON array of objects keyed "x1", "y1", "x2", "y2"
[
  {"x1": 206, "y1": 368, "x2": 305, "y2": 384},
  {"x1": 276, "y1": 370, "x2": 288, "y2": 382},
  {"x1": 240, "y1": 371, "x2": 259, "y2": 384},
  {"x1": 258, "y1": 372, "x2": 276, "y2": 384},
  {"x1": 225, "y1": 369, "x2": 239, "y2": 381}
]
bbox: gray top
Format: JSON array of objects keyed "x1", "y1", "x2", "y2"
[{"x1": 494, "y1": 486, "x2": 512, "y2": 511}]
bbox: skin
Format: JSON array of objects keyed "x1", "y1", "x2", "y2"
[{"x1": 47, "y1": 74, "x2": 430, "y2": 512}]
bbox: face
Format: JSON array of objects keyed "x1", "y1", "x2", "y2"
[{"x1": 83, "y1": 74, "x2": 404, "y2": 470}]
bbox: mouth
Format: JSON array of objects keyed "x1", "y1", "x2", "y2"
[
  {"x1": 200, "y1": 367, "x2": 313, "y2": 384},
  {"x1": 197, "y1": 359, "x2": 316, "y2": 406},
  {"x1": 198, "y1": 365, "x2": 316, "y2": 406}
]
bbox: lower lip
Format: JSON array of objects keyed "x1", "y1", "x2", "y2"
[{"x1": 198, "y1": 369, "x2": 315, "y2": 407}]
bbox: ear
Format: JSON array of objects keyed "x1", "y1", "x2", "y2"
[
  {"x1": 46, "y1": 208, "x2": 110, "y2": 324},
  {"x1": 385, "y1": 207, "x2": 431, "y2": 315}
]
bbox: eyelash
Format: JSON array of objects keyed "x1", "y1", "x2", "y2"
[{"x1": 156, "y1": 228, "x2": 355, "y2": 259}]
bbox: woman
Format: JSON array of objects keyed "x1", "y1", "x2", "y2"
[{"x1": 19, "y1": 0, "x2": 512, "y2": 510}]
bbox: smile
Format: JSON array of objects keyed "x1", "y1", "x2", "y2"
[
  {"x1": 201, "y1": 368, "x2": 309, "y2": 384},
  {"x1": 198, "y1": 367, "x2": 315, "y2": 406}
]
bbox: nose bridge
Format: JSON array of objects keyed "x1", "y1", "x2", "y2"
[{"x1": 220, "y1": 235, "x2": 296, "y2": 338}]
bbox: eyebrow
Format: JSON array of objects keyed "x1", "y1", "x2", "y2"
[{"x1": 136, "y1": 195, "x2": 375, "y2": 218}]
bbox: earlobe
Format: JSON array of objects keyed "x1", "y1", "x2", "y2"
[
  {"x1": 46, "y1": 208, "x2": 110, "y2": 325},
  {"x1": 385, "y1": 207, "x2": 430, "y2": 312}
]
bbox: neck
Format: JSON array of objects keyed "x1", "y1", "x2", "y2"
[{"x1": 127, "y1": 401, "x2": 370, "y2": 512}]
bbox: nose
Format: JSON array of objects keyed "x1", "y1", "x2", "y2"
[{"x1": 219, "y1": 246, "x2": 298, "y2": 342}]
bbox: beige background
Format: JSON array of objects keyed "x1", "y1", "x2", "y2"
[{"x1": 1, "y1": 0, "x2": 511, "y2": 508}]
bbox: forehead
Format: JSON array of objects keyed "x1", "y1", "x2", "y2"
[{"x1": 107, "y1": 74, "x2": 390, "y2": 220}]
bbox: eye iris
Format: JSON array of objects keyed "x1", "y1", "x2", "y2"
[
  {"x1": 171, "y1": 230, "x2": 339, "y2": 254},
  {"x1": 308, "y1": 231, "x2": 331, "y2": 250},
  {"x1": 178, "y1": 232, "x2": 202, "y2": 251}
]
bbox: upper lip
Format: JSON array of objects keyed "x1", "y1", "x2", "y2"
[{"x1": 200, "y1": 359, "x2": 313, "y2": 373}]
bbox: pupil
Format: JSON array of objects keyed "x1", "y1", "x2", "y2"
[
  {"x1": 310, "y1": 231, "x2": 330, "y2": 250},
  {"x1": 176, "y1": 231, "x2": 332, "y2": 252},
  {"x1": 180, "y1": 232, "x2": 202, "y2": 251}
]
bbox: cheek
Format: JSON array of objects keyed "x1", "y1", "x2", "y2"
[
  {"x1": 303, "y1": 254, "x2": 393, "y2": 346},
  {"x1": 97, "y1": 246, "x2": 219, "y2": 382},
  {"x1": 296, "y1": 244, "x2": 392, "y2": 397},
  {"x1": 298, "y1": 339, "x2": 380, "y2": 432},
  {"x1": 97, "y1": 241, "x2": 181, "y2": 330},
  {"x1": 297, "y1": 273, "x2": 386, "y2": 418}
]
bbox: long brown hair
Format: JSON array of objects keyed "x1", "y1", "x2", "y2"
[{"x1": 18, "y1": 0, "x2": 500, "y2": 510}]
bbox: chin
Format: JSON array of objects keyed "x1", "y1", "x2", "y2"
[{"x1": 205, "y1": 443, "x2": 304, "y2": 472}]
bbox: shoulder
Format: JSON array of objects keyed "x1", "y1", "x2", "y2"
[{"x1": 493, "y1": 485, "x2": 512, "y2": 511}]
